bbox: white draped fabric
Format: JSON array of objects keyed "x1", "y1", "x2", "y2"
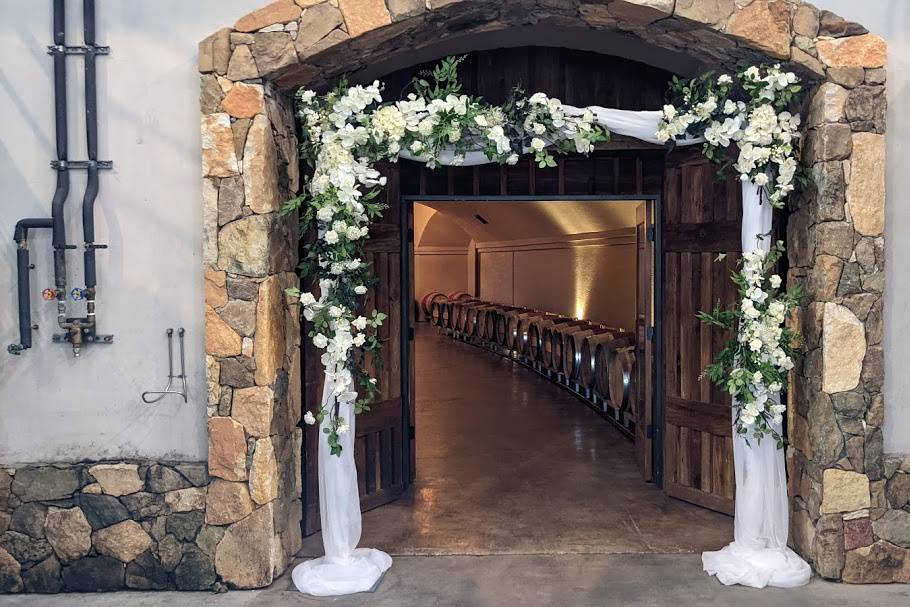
[
  {"x1": 292, "y1": 380, "x2": 392, "y2": 596},
  {"x1": 294, "y1": 107, "x2": 808, "y2": 596},
  {"x1": 701, "y1": 184, "x2": 811, "y2": 588}
]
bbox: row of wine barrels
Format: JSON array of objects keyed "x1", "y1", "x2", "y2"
[
  {"x1": 543, "y1": 320, "x2": 588, "y2": 371},
  {"x1": 447, "y1": 291, "x2": 472, "y2": 301},
  {"x1": 563, "y1": 325, "x2": 611, "y2": 381},
  {"x1": 579, "y1": 332, "x2": 632, "y2": 389},
  {"x1": 420, "y1": 291, "x2": 448, "y2": 320}
]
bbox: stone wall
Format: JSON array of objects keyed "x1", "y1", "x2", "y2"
[{"x1": 0, "y1": 462, "x2": 217, "y2": 592}]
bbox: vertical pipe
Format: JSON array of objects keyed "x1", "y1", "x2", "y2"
[
  {"x1": 81, "y1": 0, "x2": 99, "y2": 291},
  {"x1": 16, "y1": 248, "x2": 33, "y2": 350},
  {"x1": 50, "y1": 0, "x2": 69, "y2": 294}
]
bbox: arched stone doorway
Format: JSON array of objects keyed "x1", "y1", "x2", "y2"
[{"x1": 199, "y1": 0, "x2": 893, "y2": 587}]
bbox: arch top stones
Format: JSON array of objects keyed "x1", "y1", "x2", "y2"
[{"x1": 197, "y1": 0, "x2": 903, "y2": 589}]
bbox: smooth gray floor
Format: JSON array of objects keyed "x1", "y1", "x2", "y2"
[{"x1": 2, "y1": 554, "x2": 909, "y2": 606}]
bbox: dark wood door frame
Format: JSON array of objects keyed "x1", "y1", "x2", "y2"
[{"x1": 400, "y1": 193, "x2": 665, "y2": 488}]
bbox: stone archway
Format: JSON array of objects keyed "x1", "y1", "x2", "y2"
[{"x1": 199, "y1": 0, "x2": 897, "y2": 587}]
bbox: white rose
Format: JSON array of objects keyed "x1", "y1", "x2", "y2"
[
  {"x1": 769, "y1": 275, "x2": 782, "y2": 289},
  {"x1": 329, "y1": 306, "x2": 343, "y2": 318},
  {"x1": 749, "y1": 338, "x2": 763, "y2": 352},
  {"x1": 474, "y1": 115, "x2": 489, "y2": 127},
  {"x1": 346, "y1": 225, "x2": 362, "y2": 241},
  {"x1": 313, "y1": 333, "x2": 328, "y2": 349},
  {"x1": 530, "y1": 137, "x2": 546, "y2": 152},
  {"x1": 332, "y1": 220, "x2": 347, "y2": 233},
  {"x1": 353, "y1": 333, "x2": 366, "y2": 347},
  {"x1": 506, "y1": 154, "x2": 519, "y2": 165},
  {"x1": 324, "y1": 230, "x2": 339, "y2": 244},
  {"x1": 410, "y1": 140, "x2": 424, "y2": 153},
  {"x1": 347, "y1": 259, "x2": 362, "y2": 270},
  {"x1": 303, "y1": 411, "x2": 316, "y2": 425},
  {"x1": 354, "y1": 285, "x2": 367, "y2": 295},
  {"x1": 352, "y1": 316, "x2": 367, "y2": 331},
  {"x1": 300, "y1": 292, "x2": 316, "y2": 306},
  {"x1": 316, "y1": 206, "x2": 335, "y2": 222},
  {"x1": 336, "y1": 423, "x2": 349, "y2": 436}
]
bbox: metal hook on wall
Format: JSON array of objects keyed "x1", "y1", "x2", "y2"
[{"x1": 141, "y1": 328, "x2": 187, "y2": 404}]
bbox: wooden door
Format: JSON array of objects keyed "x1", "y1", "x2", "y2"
[
  {"x1": 302, "y1": 164, "x2": 411, "y2": 534},
  {"x1": 634, "y1": 202, "x2": 654, "y2": 481},
  {"x1": 661, "y1": 149, "x2": 740, "y2": 515}
]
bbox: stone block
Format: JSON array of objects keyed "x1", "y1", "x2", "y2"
[
  {"x1": 61, "y1": 555, "x2": 125, "y2": 592},
  {"x1": 846, "y1": 133, "x2": 885, "y2": 237},
  {"x1": 220, "y1": 300, "x2": 257, "y2": 337},
  {"x1": 9, "y1": 503, "x2": 46, "y2": 539},
  {"x1": 814, "y1": 514, "x2": 845, "y2": 579},
  {"x1": 164, "y1": 487, "x2": 207, "y2": 513},
  {"x1": 206, "y1": 479, "x2": 254, "y2": 526},
  {"x1": 227, "y1": 45, "x2": 259, "y2": 81},
  {"x1": 807, "y1": 83, "x2": 848, "y2": 127},
  {"x1": 232, "y1": 386, "x2": 275, "y2": 438},
  {"x1": 822, "y1": 303, "x2": 866, "y2": 394},
  {"x1": 339, "y1": 0, "x2": 392, "y2": 37},
  {"x1": 243, "y1": 115, "x2": 281, "y2": 214},
  {"x1": 205, "y1": 306, "x2": 243, "y2": 357},
  {"x1": 217, "y1": 214, "x2": 275, "y2": 277},
  {"x1": 201, "y1": 113, "x2": 240, "y2": 178},
  {"x1": 805, "y1": 123, "x2": 853, "y2": 163},
  {"x1": 249, "y1": 438, "x2": 279, "y2": 505},
  {"x1": 254, "y1": 275, "x2": 286, "y2": 386},
  {"x1": 10, "y1": 467, "x2": 80, "y2": 503},
  {"x1": 93, "y1": 520, "x2": 152, "y2": 563},
  {"x1": 204, "y1": 269, "x2": 228, "y2": 308},
  {"x1": 608, "y1": 0, "x2": 674, "y2": 25},
  {"x1": 208, "y1": 417, "x2": 249, "y2": 482},
  {"x1": 22, "y1": 555, "x2": 61, "y2": 593},
  {"x1": 88, "y1": 464, "x2": 144, "y2": 497},
  {"x1": 674, "y1": 0, "x2": 734, "y2": 26},
  {"x1": 215, "y1": 503, "x2": 275, "y2": 588},
  {"x1": 725, "y1": 0, "x2": 792, "y2": 59},
  {"x1": 235, "y1": 0, "x2": 302, "y2": 33},
  {"x1": 222, "y1": 82, "x2": 264, "y2": 119},
  {"x1": 174, "y1": 546, "x2": 216, "y2": 590},
  {"x1": 821, "y1": 469, "x2": 870, "y2": 514},
  {"x1": 73, "y1": 494, "x2": 129, "y2": 530},
  {"x1": 843, "y1": 540, "x2": 910, "y2": 583},
  {"x1": 44, "y1": 507, "x2": 91, "y2": 563},
  {"x1": 844, "y1": 515, "x2": 873, "y2": 551},
  {"x1": 125, "y1": 550, "x2": 169, "y2": 590},
  {"x1": 872, "y1": 510, "x2": 910, "y2": 548},
  {"x1": 295, "y1": 2, "x2": 344, "y2": 52},
  {"x1": 166, "y1": 511, "x2": 205, "y2": 543},
  {"x1": 0, "y1": 545, "x2": 22, "y2": 593},
  {"x1": 817, "y1": 34, "x2": 887, "y2": 69},
  {"x1": 251, "y1": 32, "x2": 298, "y2": 76}
]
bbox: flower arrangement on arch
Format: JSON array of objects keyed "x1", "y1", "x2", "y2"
[
  {"x1": 283, "y1": 56, "x2": 608, "y2": 455},
  {"x1": 697, "y1": 242, "x2": 802, "y2": 447},
  {"x1": 657, "y1": 64, "x2": 803, "y2": 208}
]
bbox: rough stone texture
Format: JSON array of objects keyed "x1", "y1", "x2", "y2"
[
  {"x1": 821, "y1": 303, "x2": 865, "y2": 394},
  {"x1": 44, "y1": 508, "x2": 91, "y2": 563},
  {"x1": 9, "y1": 504, "x2": 45, "y2": 539},
  {"x1": 201, "y1": 113, "x2": 240, "y2": 177},
  {"x1": 846, "y1": 133, "x2": 886, "y2": 237},
  {"x1": 218, "y1": 214, "x2": 274, "y2": 277},
  {"x1": 725, "y1": 0, "x2": 792, "y2": 59},
  {"x1": 125, "y1": 550, "x2": 169, "y2": 590},
  {"x1": 243, "y1": 115, "x2": 281, "y2": 214},
  {"x1": 219, "y1": 176, "x2": 245, "y2": 226},
  {"x1": 74, "y1": 494, "x2": 129, "y2": 531},
  {"x1": 88, "y1": 464, "x2": 143, "y2": 497},
  {"x1": 873, "y1": 510, "x2": 910, "y2": 548},
  {"x1": 164, "y1": 487, "x2": 207, "y2": 513},
  {"x1": 817, "y1": 34, "x2": 887, "y2": 69},
  {"x1": 805, "y1": 123, "x2": 852, "y2": 163},
  {"x1": 205, "y1": 306, "x2": 243, "y2": 357},
  {"x1": 10, "y1": 467, "x2": 80, "y2": 503},
  {"x1": 821, "y1": 469, "x2": 871, "y2": 514},
  {"x1": 146, "y1": 465, "x2": 192, "y2": 494},
  {"x1": 0, "y1": 546, "x2": 22, "y2": 593},
  {"x1": 93, "y1": 520, "x2": 153, "y2": 563},
  {"x1": 219, "y1": 300, "x2": 257, "y2": 337},
  {"x1": 254, "y1": 276, "x2": 286, "y2": 386},
  {"x1": 222, "y1": 82, "x2": 264, "y2": 119},
  {"x1": 887, "y1": 473, "x2": 910, "y2": 509},
  {"x1": 174, "y1": 546, "x2": 216, "y2": 591},
  {"x1": 808, "y1": 83, "x2": 848, "y2": 127},
  {"x1": 250, "y1": 33, "x2": 298, "y2": 76},
  {"x1": 232, "y1": 386, "x2": 274, "y2": 437},
  {"x1": 249, "y1": 438, "x2": 278, "y2": 505},
  {"x1": 208, "y1": 417, "x2": 249, "y2": 482},
  {"x1": 204, "y1": 269, "x2": 228, "y2": 309},
  {"x1": 295, "y1": 2, "x2": 344, "y2": 51},
  {"x1": 844, "y1": 516, "x2": 874, "y2": 551},
  {"x1": 235, "y1": 1, "x2": 301, "y2": 33},
  {"x1": 608, "y1": 0, "x2": 674, "y2": 25},
  {"x1": 61, "y1": 556, "x2": 125, "y2": 592},
  {"x1": 815, "y1": 514, "x2": 845, "y2": 579},
  {"x1": 205, "y1": 480, "x2": 254, "y2": 526},
  {"x1": 843, "y1": 541, "x2": 910, "y2": 583},
  {"x1": 674, "y1": 0, "x2": 734, "y2": 26},
  {"x1": 339, "y1": 0, "x2": 391, "y2": 37},
  {"x1": 22, "y1": 555, "x2": 61, "y2": 593},
  {"x1": 166, "y1": 511, "x2": 205, "y2": 543},
  {"x1": 215, "y1": 503, "x2": 275, "y2": 588},
  {"x1": 226, "y1": 45, "x2": 259, "y2": 81},
  {"x1": 792, "y1": 4, "x2": 818, "y2": 38}
]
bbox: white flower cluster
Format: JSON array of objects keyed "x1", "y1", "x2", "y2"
[
  {"x1": 732, "y1": 249, "x2": 793, "y2": 434},
  {"x1": 656, "y1": 65, "x2": 802, "y2": 208}
]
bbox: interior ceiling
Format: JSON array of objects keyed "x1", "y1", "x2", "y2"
[{"x1": 415, "y1": 201, "x2": 641, "y2": 248}]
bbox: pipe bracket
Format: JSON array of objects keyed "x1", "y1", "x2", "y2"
[
  {"x1": 50, "y1": 160, "x2": 113, "y2": 170},
  {"x1": 47, "y1": 45, "x2": 110, "y2": 56}
]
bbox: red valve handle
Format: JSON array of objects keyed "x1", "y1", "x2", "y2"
[{"x1": 42, "y1": 288, "x2": 57, "y2": 301}]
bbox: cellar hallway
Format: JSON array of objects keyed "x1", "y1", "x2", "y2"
[{"x1": 301, "y1": 325, "x2": 732, "y2": 557}]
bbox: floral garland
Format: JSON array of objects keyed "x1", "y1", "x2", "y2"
[
  {"x1": 283, "y1": 57, "x2": 607, "y2": 455},
  {"x1": 656, "y1": 64, "x2": 803, "y2": 208},
  {"x1": 658, "y1": 65, "x2": 805, "y2": 446}
]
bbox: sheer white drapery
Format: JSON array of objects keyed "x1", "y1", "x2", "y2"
[
  {"x1": 291, "y1": 379, "x2": 392, "y2": 596},
  {"x1": 294, "y1": 107, "x2": 807, "y2": 596},
  {"x1": 701, "y1": 184, "x2": 811, "y2": 588}
]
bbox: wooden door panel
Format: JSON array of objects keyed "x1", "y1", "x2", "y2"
[
  {"x1": 662, "y1": 150, "x2": 739, "y2": 515},
  {"x1": 634, "y1": 202, "x2": 653, "y2": 481}
]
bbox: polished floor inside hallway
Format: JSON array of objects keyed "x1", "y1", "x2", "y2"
[{"x1": 303, "y1": 325, "x2": 733, "y2": 556}]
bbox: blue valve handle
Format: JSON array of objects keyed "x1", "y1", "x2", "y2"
[{"x1": 70, "y1": 288, "x2": 87, "y2": 301}]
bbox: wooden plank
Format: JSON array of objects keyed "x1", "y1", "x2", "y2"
[
  {"x1": 664, "y1": 253, "x2": 679, "y2": 398},
  {"x1": 662, "y1": 221, "x2": 743, "y2": 253},
  {"x1": 678, "y1": 426, "x2": 690, "y2": 487},
  {"x1": 665, "y1": 482, "x2": 734, "y2": 516},
  {"x1": 678, "y1": 252, "x2": 695, "y2": 400},
  {"x1": 699, "y1": 252, "x2": 713, "y2": 403},
  {"x1": 665, "y1": 397, "x2": 734, "y2": 435},
  {"x1": 688, "y1": 429, "x2": 702, "y2": 491}
]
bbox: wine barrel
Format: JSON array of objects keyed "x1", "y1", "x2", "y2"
[
  {"x1": 579, "y1": 331, "x2": 627, "y2": 389},
  {"x1": 430, "y1": 299, "x2": 445, "y2": 327},
  {"x1": 593, "y1": 335, "x2": 637, "y2": 401},
  {"x1": 440, "y1": 300, "x2": 453, "y2": 330},
  {"x1": 528, "y1": 315, "x2": 566, "y2": 362},
  {"x1": 563, "y1": 325, "x2": 609, "y2": 380},
  {"x1": 549, "y1": 321, "x2": 591, "y2": 373},
  {"x1": 510, "y1": 311, "x2": 538, "y2": 352},
  {"x1": 420, "y1": 291, "x2": 447, "y2": 321},
  {"x1": 608, "y1": 346, "x2": 637, "y2": 414},
  {"x1": 516, "y1": 312, "x2": 549, "y2": 357},
  {"x1": 540, "y1": 318, "x2": 577, "y2": 370},
  {"x1": 447, "y1": 291, "x2": 471, "y2": 301},
  {"x1": 499, "y1": 307, "x2": 530, "y2": 348},
  {"x1": 462, "y1": 301, "x2": 485, "y2": 336}
]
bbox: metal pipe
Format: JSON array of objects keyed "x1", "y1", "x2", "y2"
[
  {"x1": 9, "y1": 219, "x2": 54, "y2": 354},
  {"x1": 50, "y1": 0, "x2": 70, "y2": 300},
  {"x1": 81, "y1": 0, "x2": 99, "y2": 290}
]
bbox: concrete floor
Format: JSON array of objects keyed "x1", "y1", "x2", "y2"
[
  {"x1": 303, "y1": 325, "x2": 732, "y2": 556},
  {"x1": 3, "y1": 554, "x2": 909, "y2": 606}
]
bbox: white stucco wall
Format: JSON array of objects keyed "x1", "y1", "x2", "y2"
[{"x1": 0, "y1": 0, "x2": 907, "y2": 464}]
